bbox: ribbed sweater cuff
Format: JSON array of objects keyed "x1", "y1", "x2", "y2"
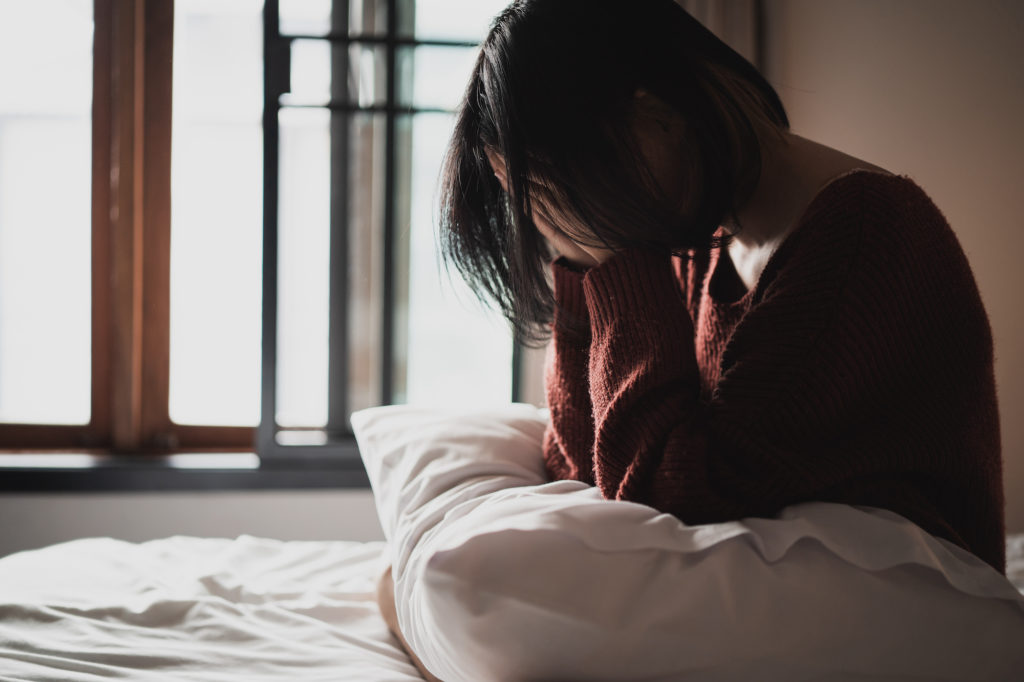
[
  {"x1": 551, "y1": 257, "x2": 590, "y2": 324},
  {"x1": 582, "y1": 248, "x2": 691, "y2": 337}
]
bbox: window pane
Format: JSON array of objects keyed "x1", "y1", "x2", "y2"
[
  {"x1": 275, "y1": 107, "x2": 389, "y2": 428},
  {"x1": 279, "y1": 41, "x2": 387, "y2": 110},
  {"x1": 276, "y1": 107, "x2": 331, "y2": 429},
  {"x1": 169, "y1": 0, "x2": 263, "y2": 426},
  {"x1": 279, "y1": 0, "x2": 388, "y2": 38},
  {"x1": 281, "y1": 39, "x2": 332, "y2": 107},
  {"x1": 0, "y1": 1, "x2": 92, "y2": 425},
  {"x1": 407, "y1": 0, "x2": 508, "y2": 41},
  {"x1": 279, "y1": 0, "x2": 330, "y2": 36},
  {"x1": 399, "y1": 46, "x2": 480, "y2": 111},
  {"x1": 405, "y1": 113, "x2": 513, "y2": 406}
]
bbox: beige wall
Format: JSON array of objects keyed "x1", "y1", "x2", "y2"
[
  {"x1": 762, "y1": 0, "x2": 1024, "y2": 531},
  {"x1": 0, "y1": 490, "x2": 384, "y2": 559}
]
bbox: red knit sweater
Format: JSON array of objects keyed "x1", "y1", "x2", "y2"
[{"x1": 543, "y1": 171, "x2": 1005, "y2": 573}]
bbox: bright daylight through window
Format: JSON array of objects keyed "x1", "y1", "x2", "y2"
[
  {"x1": 0, "y1": 0, "x2": 515, "y2": 454},
  {"x1": 0, "y1": 1, "x2": 92, "y2": 426}
]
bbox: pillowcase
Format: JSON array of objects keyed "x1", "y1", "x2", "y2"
[{"x1": 352, "y1": 404, "x2": 1024, "y2": 682}]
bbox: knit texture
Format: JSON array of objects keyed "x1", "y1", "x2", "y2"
[{"x1": 543, "y1": 171, "x2": 1005, "y2": 573}]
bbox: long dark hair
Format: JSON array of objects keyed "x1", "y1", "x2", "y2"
[{"x1": 439, "y1": 0, "x2": 789, "y2": 344}]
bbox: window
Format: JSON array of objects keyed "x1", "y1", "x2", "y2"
[
  {"x1": 261, "y1": 0, "x2": 517, "y2": 461},
  {"x1": 0, "y1": 0, "x2": 521, "y2": 476},
  {"x1": 0, "y1": 0, "x2": 254, "y2": 455}
]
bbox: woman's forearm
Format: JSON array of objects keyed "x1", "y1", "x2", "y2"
[
  {"x1": 376, "y1": 565, "x2": 443, "y2": 682},
  {"x1": 543, "y1": 259, "x2": 598, "y2": 483}
]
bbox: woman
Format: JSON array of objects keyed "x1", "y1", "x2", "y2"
[
  {"x1": 381, "y1": 0, "x2": 1004, "y2": 676},
  {"x1": 440, "y1": 0, "x2": 1004, "y2": 569}
]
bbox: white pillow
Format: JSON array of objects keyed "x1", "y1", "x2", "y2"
[{"x1": 352, "y1": 404, "x2": 1024, "y2": 682}]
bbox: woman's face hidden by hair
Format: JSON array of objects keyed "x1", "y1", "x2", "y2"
[
  {"x1": 628, "y1": 89, "x2": 695, "y2": 220},
  {"x1": 438, "y1": 0, "x2": 789, "y2": 342},
  {"x1": 487, "y1": 89, "x2": 692, "y2": 244}
]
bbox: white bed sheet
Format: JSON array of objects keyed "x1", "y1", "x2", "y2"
[
  {"x1": 2, "y1": 532, "x2": 1023, "y2": 682},
  {"x1": 0, "y1": 536, "x2": 424, "y2": 682}
]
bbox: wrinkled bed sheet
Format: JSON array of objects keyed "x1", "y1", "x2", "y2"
[
  {"x1": 0, "y1": 536, "x2": 424, "y2": 682},
  {"x1": 1, "y1": 533, "x2": 1022, "y2": 681}
]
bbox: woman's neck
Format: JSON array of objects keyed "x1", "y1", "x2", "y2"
[{"x1": 722, "y1": 132, "x2": 890, "y2": 252}]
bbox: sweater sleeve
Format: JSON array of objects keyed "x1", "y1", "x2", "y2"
[
  {"x1": 580, "y1": 248, "x2": 725, "y2": 513},
  {"x1": 577, "y1": 187, "x2": 1002, "y2": 553},
  {"x1": 542, "y1": 258, "x2": 597, "y2": 485},
  {"x1": 582, "y1": 246, "x2": 816, "y2": 521}
]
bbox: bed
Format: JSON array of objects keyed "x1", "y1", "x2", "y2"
[{"x1": 2, "y1": 404, "x2": 1023, "y2": 681}]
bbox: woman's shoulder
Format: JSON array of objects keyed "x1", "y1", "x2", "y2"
[
  {"x1": 747, "y1": 169, "x2": 990, "y2": 334},
  {"x1": 726, "y1": 168, "x2": 993, "y2": 370},
  {"x1": 781, "y1": 170, "x2": 968, "y2": 277},
  {"x1": 680, "y1": 170, "x2": 973, "y2": 313},
  {"x1": 805, "y1": 170, "x2": 952, "y2": 242},
  {"x1": 780, "y1": 171, "x2": 991, "y2": 339}
]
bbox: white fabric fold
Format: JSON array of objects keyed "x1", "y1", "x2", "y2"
[
  {"x1": 353, "y1": 403, "x2": 1024, "y2": 682},
  {"x1": 0, "y1": 536, "x2": 425, "y2": 681}
]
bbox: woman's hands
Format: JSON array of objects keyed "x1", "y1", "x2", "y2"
[{"x1": 485, "y1": 148, "x2": 614, "y2": 269}]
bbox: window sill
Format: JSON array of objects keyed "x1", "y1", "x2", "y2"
[{"x1": 0, "y1": 452, "x2": 370, "y2": 492}]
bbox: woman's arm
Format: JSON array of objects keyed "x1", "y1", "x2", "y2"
[
  {"x1": 542, "y1": 259, "x2": 598, "y2": 484},
  {"x1": 376, "y1": 565, "x2": 443, "y2": 682},
  {"x1": 567, "y1": 198, "x2": 1001, "y2": 568},
  {"x1": 579, "y1": 247, "x2": 743, "y2": 518}
]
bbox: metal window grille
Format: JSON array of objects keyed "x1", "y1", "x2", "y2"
[{"x1": 259, "y1": 0, "x2": 522, "y2": 470}]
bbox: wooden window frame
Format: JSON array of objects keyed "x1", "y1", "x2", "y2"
[
  {"x1": 2, "y1": 0, "x2": 537, "y2": 461},
  {"x1": 0, "y1": 0, "x2": 252, "y2": 454}
]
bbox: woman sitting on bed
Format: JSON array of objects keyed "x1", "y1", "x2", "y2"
[{"x1": 381, "y1": 0, "x2": 1004, "y2": 676}]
